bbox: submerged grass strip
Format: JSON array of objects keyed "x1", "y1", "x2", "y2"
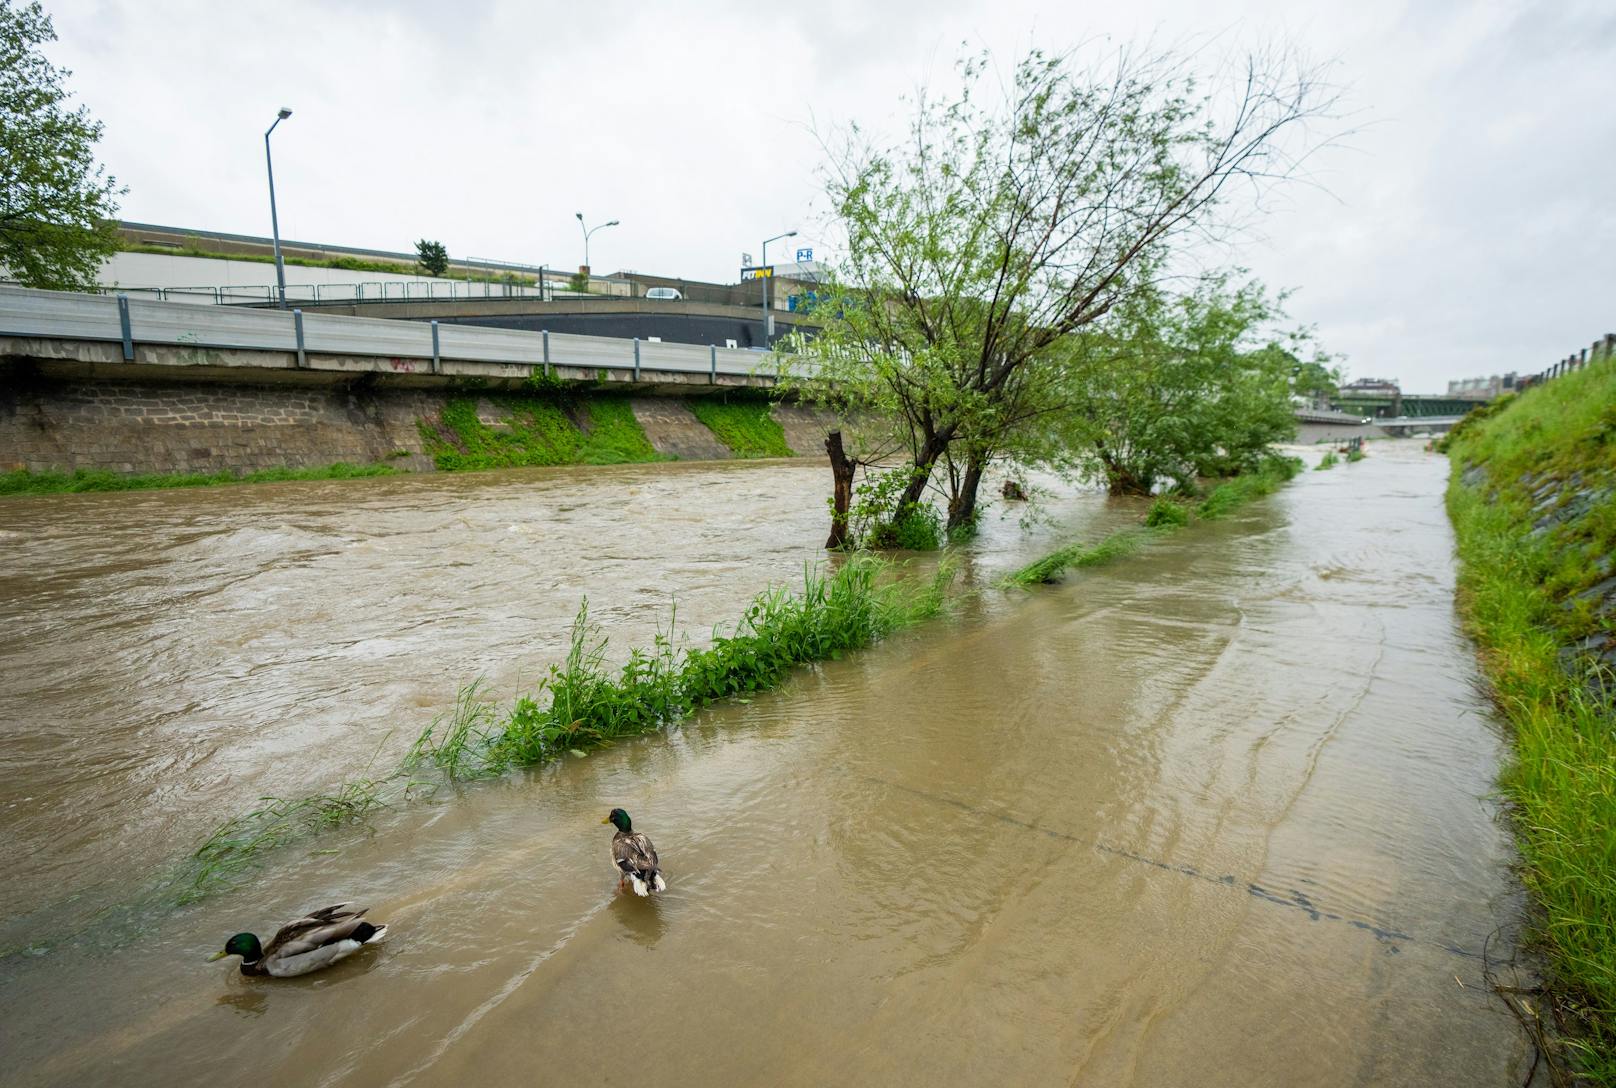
[
  {"x1": 1006, "y1": 453, "x2": 1302, "y2": 586},
  {"x1": 0, "y1": 462, "x2": 399, "y2": 497},
  {"x1": 408, "y1": 556, "x2": 953, "y2": 777},
  {"x1": 1443, "y1": 356, "x2": 1616, "y2": 1081},
  {"x1": 152, "y1": 556, "x2": 953, "y2": 904}
]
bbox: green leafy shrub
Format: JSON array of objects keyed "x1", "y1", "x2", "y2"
[
  {"x1": 867, "y1": 501, "x2": 943, "y2": 551},
  {"x1": 1145, "y1": 497, "x2": 1191, "y2": 528}
]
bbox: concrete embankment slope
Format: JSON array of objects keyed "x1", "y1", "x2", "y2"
[
  {"x1": 0, "y1": 372, "x2": 837, "y2": 476},
  {"x1": 1442, "y1": 349, "x2": 1616, "y2": 1079}
]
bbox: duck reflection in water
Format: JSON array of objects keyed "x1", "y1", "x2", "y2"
[{"x1": 609, "y1": 890, "x2": 669, "y2": 948}]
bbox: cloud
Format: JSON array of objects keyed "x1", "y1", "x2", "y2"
[{"x1": 37, "y1": 0, "x2": 1616, "y2": 390}]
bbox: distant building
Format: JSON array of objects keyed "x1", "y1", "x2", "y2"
[
  {"x1": 1339, "y1": 377, "x2": 1401, "y2": 396},
  {"x1": 1334, "y1": 378, "x2": 1403, "y2": 419},
  {"x1": 1446, "y1": 373, "x2": 1519, "y2": 400}
]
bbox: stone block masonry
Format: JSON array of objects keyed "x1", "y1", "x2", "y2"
[
  {"x1": 0, "y1": 370, "x2": 836, "y2": 478},
  {"x1": 0, "y1": 376, "x2": 440, "y2": 476}
]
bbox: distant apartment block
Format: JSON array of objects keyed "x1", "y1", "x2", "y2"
[{"x1": 1446, "y1": 373, "x2": 1520, "y2": 400}]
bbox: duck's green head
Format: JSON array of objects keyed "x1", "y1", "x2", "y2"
[
  {"x1": 603, "y1": 808, "x2": 632, "y2": 833},
  {"x1": 208, "y1": 933, "x2": 263, "y2": 963}
]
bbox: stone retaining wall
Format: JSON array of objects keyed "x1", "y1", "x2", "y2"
[{"x1": 0, "y1": 372, "x2": 836, "y2": 477}]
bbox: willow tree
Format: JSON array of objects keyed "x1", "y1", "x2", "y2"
[
  {"x1": 0, "y1": 0, "x2": 123, "y2": 290},
  {"x1": 1055, "y1": 274, "x2": 1320, "y2": 494},
  {"x1": 787, "y1": 45, "x2": 1332, "y2": 540}
]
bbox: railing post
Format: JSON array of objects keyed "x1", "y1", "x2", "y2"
[
  {"x1": 710, "y1": 344, "x2": 717, "y2": 381},
  {"x1": 431, "y1": 319, "x2": 441, "y2": 375},
  {"x1": 293, "y1": 308, "x2": 307, "y2": 369},
  {"x1": 633, "y1": 337, "x2": 641, "y2": 380},
  {"x1": 116, "y1": 293, "x2": 134, "y2": 360},
  {"x1": 542, "y1": 329, "x2": 550, "y2": 378}
]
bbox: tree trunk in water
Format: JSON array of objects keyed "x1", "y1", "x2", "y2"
[
  {"x1": 824, "y1": 430, "x2": 856, "y2": 550},
  {"x1": 897, "y1": 434, "x2": 949, "y2": 509},
  {"x1": 946, "y1": 456, "x2": 986, "y2": 533},
  {"x1": 1098, "y1": 447, "x2": 1151, "y2": 496}
]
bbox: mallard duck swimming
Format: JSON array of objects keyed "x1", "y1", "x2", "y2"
[
  {"x1": 604, "y1": 808, "x2": 666, "y2": 896},
  {"x1": 208, "y1": 903, "x2": 388, "y2": 978}
]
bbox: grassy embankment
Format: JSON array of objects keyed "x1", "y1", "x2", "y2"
[
  {"x1": 175, "y1": 556, "x2": 951, "y2": 899},
  {"x1": 1006, "y1": 452, "x2": 1304, "y2": 586},
  {"x1": 120, "y1": 243, "x2": 538, "y2": 285},
  {"x1": 1442, "y1": 356, "x2": 1616, "y2": 1081},
  {"x1": 0, "y1": 461, "x2": 399, "y2": 497}
]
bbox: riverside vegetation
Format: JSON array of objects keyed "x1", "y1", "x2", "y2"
[
  {"x1": 1443, "y1": 353, "x2": 1616, "y2": 1081},
  {"x1": 172, "y1": 443, "x2": 1308, "y2": 907},
  {"x1": 0, "y1": 461, "x2": 398, "y2": 496},
  {"x1": 1007, "y1": 453, "x2": 1303, "y2": 586},
  {"x1": 164, "y1": 556, "x2": 953, "y2": 905}
]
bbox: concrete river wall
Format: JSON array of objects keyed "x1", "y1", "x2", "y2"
[{"x1": 0, "y1": 372, "x2": 836, "y2": 475}]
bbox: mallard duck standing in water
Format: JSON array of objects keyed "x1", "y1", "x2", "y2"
[
  {"x1": 604, "y1": 808, "x2": 666, "y2": 896},
  {"x1": 208, "y1": 903, "x2": 389, "y2": 978}
]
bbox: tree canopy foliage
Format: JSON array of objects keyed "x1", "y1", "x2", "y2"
[
  {"x1": 0, "y1": 0, "x2": 122, "y2": 290},
  {"x1": 786, "y1": 44, "x2": 1336, "y2": 543},
  {"x1": 415, "y1": 238, "x2": 449, "y2": 277},
  {"x1": 1054, "y1": 275, "x2": 1325, "y2": 495}
]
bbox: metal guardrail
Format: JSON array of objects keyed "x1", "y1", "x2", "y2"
[
  {"x1": 94, "y1": 278, "x2": 644, "y2": 307},
  {"x1": 1518, "y1": 333, "x2": 1615, "y2": 392},
  {"x1": 0, "y1": 286, "x2": 784, "y2": 381}
]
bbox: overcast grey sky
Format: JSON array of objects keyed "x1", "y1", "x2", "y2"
[{"x1": 43, "y1": 0, "x2": 1616, "y2": 391}]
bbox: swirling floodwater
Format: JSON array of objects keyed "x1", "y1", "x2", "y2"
[{"x1": 0, "y1": 445, "x2": 1534, "y2": 1086}]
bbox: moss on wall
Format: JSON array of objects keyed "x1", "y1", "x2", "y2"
[
  {"x1": 417, "y1": 394, "x2": 668, "y2": 471},
  {"x1": 688, "y1": 399, "x2": 793, "y2": 458}
]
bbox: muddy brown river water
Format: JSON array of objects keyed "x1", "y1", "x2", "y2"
[{"x1": 0, "y1": 444, "x2": 1533, "y2": 1085}]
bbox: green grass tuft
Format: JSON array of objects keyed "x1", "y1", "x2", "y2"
[
  {"x1": 688, "y1": 399, "x2": 794, "y2": 457},
  {"x1": 410, "y1": 556, "x2": 954, "y2": 777},
  {"x1": 1315, "y1": 451, "x2": 1338, "y2": 471},
  {"x1": 1197, "y1": 454, "x2": 1302, "y2": 519},
  {"x1": 1145, "y1": 496, "x2": 1191, "y2": 528},
  {"x1": 1007, "y1": 527, "x2": 1154, "y2": 586}
]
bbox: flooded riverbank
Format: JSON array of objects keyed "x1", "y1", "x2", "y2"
[{"x1": 0, "y1": 444, "x2": 1533, "y2": 1085}]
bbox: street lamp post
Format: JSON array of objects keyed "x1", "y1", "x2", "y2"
[
  {"x1": 264, "y1": 108, "x2": 292, "y2": 309},
  {"x1": 760, "y1": 230, "x2": 796, "y2": 347},
  {"x1": 574, "y1": 213, "x2": 620, "y2": 279}
]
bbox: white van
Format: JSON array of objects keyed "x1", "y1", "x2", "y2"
[{"x1": 645, "y1": 287, "x2": 682, "y2": 300}]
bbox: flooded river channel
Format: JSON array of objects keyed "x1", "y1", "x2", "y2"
[{"x1": 0, "y1": 444, "x2": 1532, "y2": 1085}]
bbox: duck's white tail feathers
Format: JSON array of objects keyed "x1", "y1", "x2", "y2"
[
  {"x1": 652, "y1": 873, "x2": 667, "y2": 893},
  {"x1": 629, "y1": 875, "x2": 650, "y2": 897},
  {"x1": 363, "y1": 924, "x2": 389, "y2": 945}
]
